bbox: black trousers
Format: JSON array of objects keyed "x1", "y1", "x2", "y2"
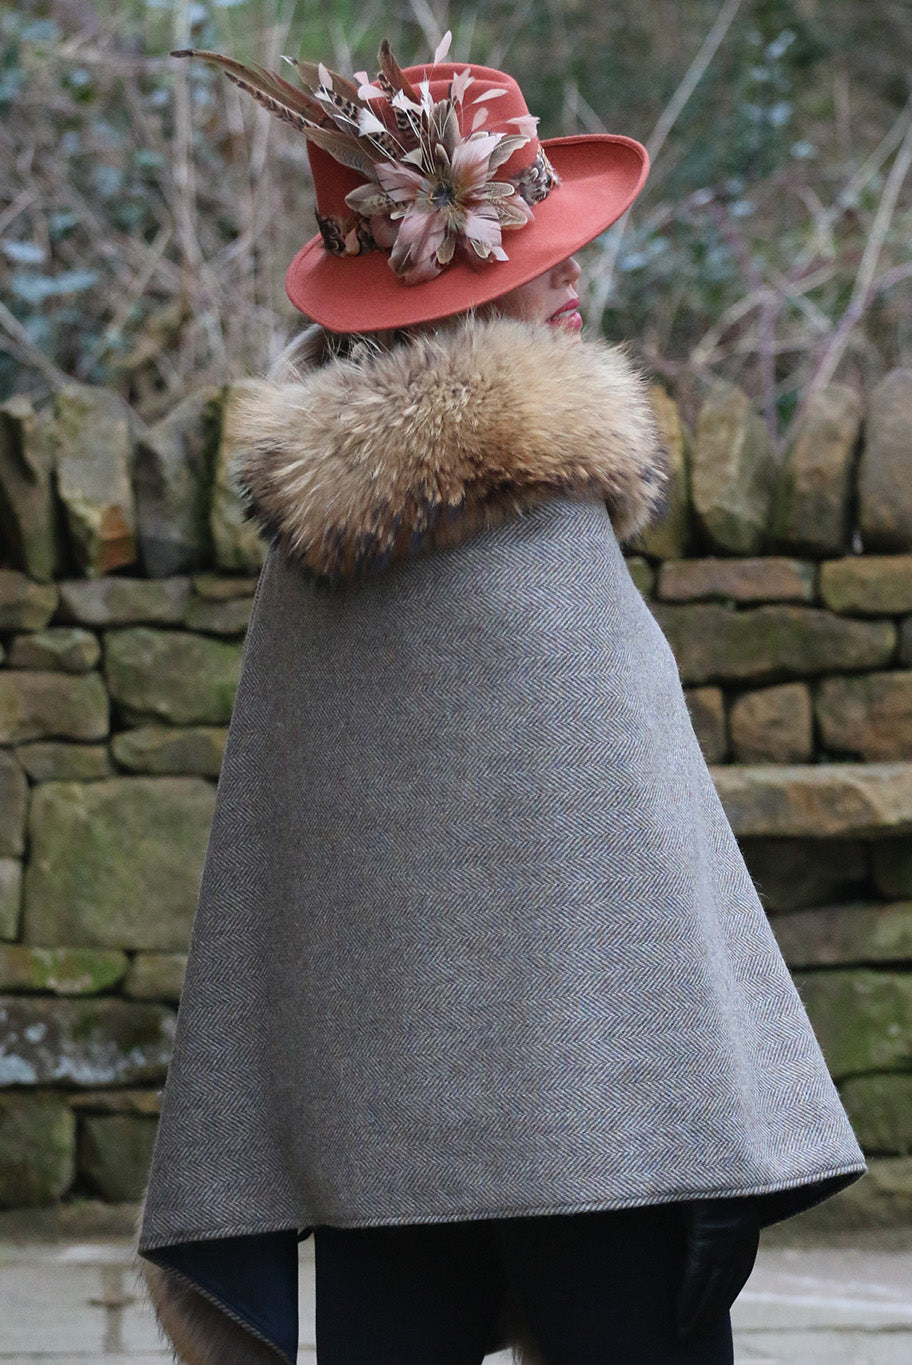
[{"x1": 314, "y1": 1204, "x2": 735, "y2": 1364}]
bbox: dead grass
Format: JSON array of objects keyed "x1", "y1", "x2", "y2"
[{"x1": 1, "y1": 0, "x2": 910, "y2": 440}]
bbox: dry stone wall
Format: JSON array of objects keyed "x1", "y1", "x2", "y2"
[{"x1": 0, "y1": 370, "x2": 911, "y2": 1222}]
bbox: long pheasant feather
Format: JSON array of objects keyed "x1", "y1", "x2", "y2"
[
  {"x1": 171, "y1": 49, "x2": 330, "y2": 125},
  {"x1": 377, "y1": 39, "x2": 422, "y2": 105},
  {"x1": 286, "y1": 57, "x2": 363, "y2": 107},
  {"x1": 299, "y1": 125, "x2": 386, "y2": 175}
]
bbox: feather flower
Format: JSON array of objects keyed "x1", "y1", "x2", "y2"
[
  {"x1": 173, "y1": 36, "x2": 544, "y2": 284},
  {"x1": 347, "y1": 123, "x2": 533, "y2": 282}
]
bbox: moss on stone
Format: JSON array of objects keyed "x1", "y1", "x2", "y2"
[
  {"x1": 23, "y1": 777, "x2": 215, "y2": 951},
  {"x1": 103, "y1": 627, "x2": 241, "y2": 725},
  {"x1": 0, "y1": 671, "x2": 109, "y2": 744},
  {"x1": 0, "y1": 859, "x2": 23, "y2": 941},
  {"x1": 794, "y1": 969, "x2": 912, "y2": 1078},
  {"x1": 840, "y1": 1074, "x2": 912, "y2": 1155},
  {"x1": 77, "y1": 1113, "x2": 158, "y2": 1201},
  {"x1": 0, "y1": 945, "x2": 127, "y2": 994},
  {"x1": 6, "y1": 627, "x2": 101, "y2": 673},
  {"x1": 0, "y1": 996, "x2": 175, "y2": 1087},
  {"x1": 0, "y1": 1094, "x2": 75, "y2": 1207},
  {"x1": 654, "y1": 602, "x2": 895, "y2": 686},
  {"x1": 0, "y1": 569, "x2": 58, "y2": 631}
]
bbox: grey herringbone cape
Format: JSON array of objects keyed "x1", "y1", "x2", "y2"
[{"x1": 139, "y1": 322, "x2": 863, "y2": 1362}]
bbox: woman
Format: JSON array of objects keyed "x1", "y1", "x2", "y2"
[{"x1": 139, "y1": 39, "x2": 865, "y2": 1365}]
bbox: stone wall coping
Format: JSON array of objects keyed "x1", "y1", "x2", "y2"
[{"x1": 711, "y1": 761, "x2": 912, "y2": 837}]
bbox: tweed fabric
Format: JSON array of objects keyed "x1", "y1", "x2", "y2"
[{"x1": 141, "y1": 496, "x2": 863, "y2": 1252}]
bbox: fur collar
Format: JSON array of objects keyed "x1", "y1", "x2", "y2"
[{"x1": 231, "y1": 318, "x2": 667, "y2": 580}]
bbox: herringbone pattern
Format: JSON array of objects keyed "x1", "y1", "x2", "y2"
[{"x1": 141, "y1": 498, "x2": 863, "y2": 1252}]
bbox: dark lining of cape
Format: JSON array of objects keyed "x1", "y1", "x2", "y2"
[{"x1": 143, "y1": 1229, "x2": 301, "y2": 1362}]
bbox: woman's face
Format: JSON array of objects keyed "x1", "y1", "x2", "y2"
[{"x1": 492, "y1": 255, "x2": 583, "y2": 332}]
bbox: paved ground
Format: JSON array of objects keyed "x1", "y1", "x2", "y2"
[{"x1": 2, "y1": 1231, "x2": 911, "y2": 1363}]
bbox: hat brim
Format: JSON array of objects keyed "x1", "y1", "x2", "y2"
[{"x1": 285, "y1": 135, "x2": 648, "y2": 333}]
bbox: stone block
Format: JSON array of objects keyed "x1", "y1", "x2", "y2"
[
  {"x1": 51, "y1": 383, "x2": 139, "y2": 576},
  {"x1": 135, "y1": 386, "x2": 220, "y2": 576},
  {"x1": 0, "y1": 671, "x2": 109, "y2": 743},
  {"x1": 789, "y1": 1155, "x2": 912, "y2": 1230},
  {"x1": 0, "y1": 753, "x2": 28, "y2": 857},
  {"x1": 0, "y1": 996, "x2": 174, "y2": 1085},
  {"x1": 56, "y1": 576, "x2": 190, "y2": 626},
  {"x1": 3, "y1": 1197, "x2": 138, "y2": 1236},
  {"x1": 110, "y1": 725, "x2": 227, "y2": 777},
  {"x1": 712, "y1": 762, "x2": 912, "y2": 838},
  {"x1": 23, "y1": 777, "x2": 215, "y2": 950},
  {"x1": 631, "y1": 387, "x2": 692, "y2": 560},
  {"x1": 0, "y1": 397, "x2": 61, "y2": 581},
  {"x1": 623, "y1": 557, "x2": 655, "y2": 598},
  {"x1": 192, "y1": 571, "x2": 260, "y2": 601},
  {"x1": 817, "y1": 672, "x2": 912, "y2": 760},
  {"x1": 692, "y1": 383, "x2": 776, "y2": 554},
  {"x1": 771, "y1": 383, "x2": 862, "y2": 557},
  {"x1": 0, "y1": 860, "x2": 22, "y2": 940},
  {"x1": 182, "y1": 595, "x2": 253, "y2": 635},
  {"x1": 0, "y1": 569, "x2": 58, "y2": 630},
  {"x1": 211, "y1": 381, "x2": 268, "y2": 573},
  {"x1": 69, "y1": 1088, "x2": 161, "y2": 1116},
  {"x1": 6, "y1": 627, "x2": 101, "y2": 673},
  {"x1": 793, "y1": 969, "x2": 912, "y2": 1077},
  {"x1": 740, "y1": 837, "x2": 868, "y2": 913},
  {"x1": 683, "y1": 687, "x2": 727, "y2": 763},
  {"x1": 103, "y1": 627, "x2": 242, "y2": 725},
  {"x1": 0, "y1": 945, "x2": 128, "y2": 994},
  {"x1": 653, "y1": 602, "x2": 894, "y2": 685},
  {"x1": 14, "y1": 742, "x2": 113, "y2": 784},
  {"x1": 840, "y1": 1074, "x2": 912, "y2": 1155},
  {"x1": 729, "y1": 683, "x2": 813, "y2": 763},
  {"x1": 771, "y1": 901, "x2": 912, "y2": 968},
  {"x1": 0, "y1": 1095, "x2": 75, "y2": 1207},
  {"x1": 657, "y1": 558, "x2": 816, "y2": 604},
  {"x1": 124, "y1": 952, "x2": 187, "y2": 1002},
  {"x1": 859, "y1": 369, "x2": 912, "y2": 551},
  {"x1": 820, "y1": 556, "x2": 912, "y2": 615},
  {"x1": 872, "y1": 839, "x2": 912, "y2": 898},
  {"x1": 77, "y1": 1112, "x2": 158, "y2": 1201},
  {"x1": 901, "y1": 617, "x2": 912, "y2": 666}
]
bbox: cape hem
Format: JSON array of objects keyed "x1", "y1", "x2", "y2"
[{"x1": 139, "y1": 1159, "x2": 867, "y2": 1251}]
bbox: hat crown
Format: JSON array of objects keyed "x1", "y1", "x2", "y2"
[{"x1": 398, "y1": 62, "x2": 541, "y2": 175}]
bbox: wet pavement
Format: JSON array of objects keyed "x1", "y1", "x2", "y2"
[{"x1": 1, "y1": 1229, "x2": 911, "y2": 1363}]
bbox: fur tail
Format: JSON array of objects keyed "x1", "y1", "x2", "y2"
[
  {"x1": 137, "y1": 1198, "x2": 546, "y2": 1365},
  {"x1": 135, "y1": 1198, "x2": 283, "y2": 1365}
]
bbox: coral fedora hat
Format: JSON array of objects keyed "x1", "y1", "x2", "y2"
[{"x1": 174, "y1": 41, "x2": 648, "y2": 333}]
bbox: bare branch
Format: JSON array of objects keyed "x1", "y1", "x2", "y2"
[
  {"x1": 589, "y1": 0, "x2": 746, "y2": 328},
  {"x1": 405, "y1": 0, "x2": 448, "y2": 55},
  {"x1": 0, "y1": 298, "x2": 73, "y2": 390},
  {"x1": 800, "y1": 94, "x2": 912, "y2": 413}
]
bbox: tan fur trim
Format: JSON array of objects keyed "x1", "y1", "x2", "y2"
[
  {"x1": 231, "y1": 318, "x2": 667, "y2": 580},
  {"x1": 136, "y1": 1201, "x2": 285, "y2": 1365},
  {"x1": 138, "y1": 1245, "x2": 545, "y2": 1365},
  {"x1": 138, "y1": 1254, "x2": 287, "y2": 1364},
  {"x1": 139, "y1": 1244, "x2": 544, "y2": 1365}
]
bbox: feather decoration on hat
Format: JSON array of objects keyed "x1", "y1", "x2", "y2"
[{"x1": 172, "y1": 34, "x2": 546, "y2": 284}]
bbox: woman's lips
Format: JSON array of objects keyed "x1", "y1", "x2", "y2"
[{"x1": 547, "y1": 300, "x2": 582, "y2": 330}]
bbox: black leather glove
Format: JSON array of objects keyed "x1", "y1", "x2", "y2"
[{"x1": 675, "y1": 1198, "x2": 760, "y2": 1342}]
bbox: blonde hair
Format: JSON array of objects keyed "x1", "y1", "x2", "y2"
[{"x1": 267, "y1": 304, "x2": 502, "y2": 381}]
